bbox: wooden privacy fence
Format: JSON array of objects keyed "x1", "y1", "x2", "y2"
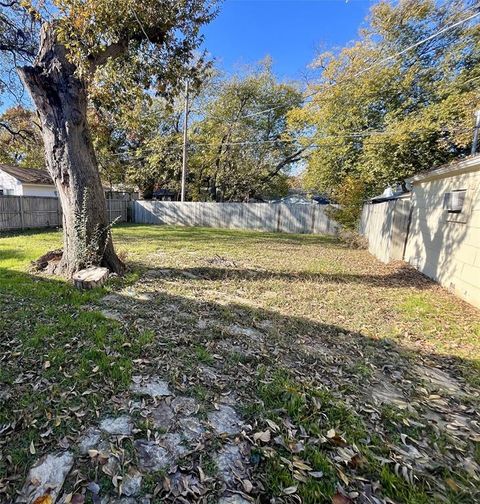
[
  {"x1": 0, "y1": 196, "x2": 128, "y2": 231},
  {"x1": 359, "y1": 196, "x2": 412, "y2": 263},
  {"x1": 133, "y1": 201, "x2": 339, "y2": 235}
]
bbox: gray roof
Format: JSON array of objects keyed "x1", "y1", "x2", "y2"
[{"x1": 0, "y1": 164, "x2": 53, "y2": 185}]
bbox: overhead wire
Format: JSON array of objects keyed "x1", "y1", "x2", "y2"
[
  {"x1": 104, "y1": 3, "x2": 480, "y2": 162},
  {"x1": 107, "y1": 126, "x2": 475, "y2": 160},
  {"x1": 122, "y1": 1, "x2": 480, "y2": 138},
  {"x1": 211, "y1": 5, "x2": 480, "y2": 122}
]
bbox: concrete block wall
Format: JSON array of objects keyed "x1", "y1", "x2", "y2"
[{"x1": 404, "y1": 168, "x2": 480, "y2": 307}]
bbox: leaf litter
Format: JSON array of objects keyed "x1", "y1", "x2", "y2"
[{"x1": 1, "y1": 227, "x2": 480, "y2": 503}]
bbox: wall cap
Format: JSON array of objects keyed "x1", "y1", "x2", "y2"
[{"x1": 406, "y1": 155, "x2": 480, "y2": 184}]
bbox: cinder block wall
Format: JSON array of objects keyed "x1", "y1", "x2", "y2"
[{"x1": 404, "y1": 169, "x2": 480, "y2": 307}]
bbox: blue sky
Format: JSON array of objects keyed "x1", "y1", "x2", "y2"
[
  {"x1": 1, "y1": 0, "x2": 374, "y2": 113},
  {"x1": 202, "y1": 0, "x2": 375, "y2": 82}
]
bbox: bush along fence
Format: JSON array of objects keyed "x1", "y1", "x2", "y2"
[
  {"x1": 0, "y1": 196, "x2": 128, "y2": 231},
  {"x1": 133, "y1": 201, "x2": 339, "y2": 235}
]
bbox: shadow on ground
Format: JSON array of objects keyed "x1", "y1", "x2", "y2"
[
  {"x1": 0, "y1": 265, "x2": 479, "y2": 503},
  {"x1": 127, "y1": 263, "x2": 437, "y2": 290}
]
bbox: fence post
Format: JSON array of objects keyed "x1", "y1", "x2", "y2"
[
  {"x1": 19, "y1": 196, "x2": 24, "y2": 229},
  {"x1": 401, "y1": 201, "x2": 414, "y2": 261},
  {"x1": 128, "y1": 200, "x2": 134, "y2": 223},
  {"x1": 310, "y1": 205, "x2": 316, "y2": 234}
]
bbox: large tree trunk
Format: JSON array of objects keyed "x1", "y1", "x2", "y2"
[{"x1": 18, "y1": 23, "x2": 124, "y2": 277}]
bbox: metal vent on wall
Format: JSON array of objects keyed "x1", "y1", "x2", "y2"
[{"x1": 444, "y1": 189, "x2": 466, "y2": 213}]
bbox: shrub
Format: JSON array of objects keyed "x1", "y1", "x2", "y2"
[{"x1": 327, "y1": 176, "x2": 366, "y2": 230}]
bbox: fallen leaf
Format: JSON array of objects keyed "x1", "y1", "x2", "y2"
[
  {"x1": 242, "y1": 479, "x2": 253, "y2": 493},
  {"x1": 254, "y1": 430, "x2": 271, "y2": 443},
  {"x1": 337, "y1": 467, "x2": 349, "y2": 485},
  {"x1": 292, "y1": 459, "x2": 312, "y2": 471},
  {"x1": 293, "y1": 470, "x2": 308, "y2": 482},
  {"x1": 332, "y1": 492, "x2": 352, "y2": 504},
  {"x1": 33, "y1": 496, "x2": 53, "y2": 504},
  {"x1": 283, "y1": 486, "x2": 298, "y2": 495},
  {"x1": 266, "y1": 418, "x2": 280, "y2": 432},
  {"x1": 29, "y1": 441, "x2": 36, "y2": 455},
  {"x1": 446, "y1": 478, "x2": 461, "y2": 492}
]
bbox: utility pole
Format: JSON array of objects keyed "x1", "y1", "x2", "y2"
[
  {"x1": 181, "y1": 79, "x2": 189, "y2": 202},
  {"x1": 472, "y1": 110, "x2": 480, "y2": 156}
]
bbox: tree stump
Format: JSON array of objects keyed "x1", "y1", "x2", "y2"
[{"x1": 73, "y1": 266, "x2": 109, "y2": 289}]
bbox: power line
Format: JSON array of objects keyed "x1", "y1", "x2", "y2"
[
  {"x1": 121, "y1": 3, "x2": 480, "y2": 136},
  {"x1": 341, "y1": 8, "x2": 480, "y2": 83},
  {"x1": 213, "y1": 6, "x2": 480, "y2": 122},
  {"x1": 106, "y1": 126, "x2": 474, "y2": 159}
]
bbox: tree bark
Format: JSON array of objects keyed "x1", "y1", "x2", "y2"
[{"x1": 18, "y1": 23, "x2": 124, "y2": 277}]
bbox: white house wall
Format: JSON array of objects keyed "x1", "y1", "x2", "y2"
[
  {"x1": 0, "y1": 170, "x2": 23, "y2": 195},
  {"x1": 404, "y1": 169, "x2": 480, "y2": 307},
  {"x1": 22, "y1": 184, "x2": 57, "y2": 197}
]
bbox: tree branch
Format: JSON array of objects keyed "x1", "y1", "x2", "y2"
[
  {"x1": 0, "y1": 121, "x2": 33, "y2": 140},
  {"x1": 88, "y1": 40, "x2": 128, "y2": 70},
  {"x1": 261, "y1": 145, "x2": 310, "y2": 182}
]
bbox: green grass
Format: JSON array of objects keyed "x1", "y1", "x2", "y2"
[
  {"x1": 0, "y1": 229, "x2": 153, "y2": 481},
  {"x1": 252, "y1": 367, "x2": 437, "y2": 504},
  {"x1": 194, "y1": 345, "x2": 215, "y2": 364},
  {"x1": 1, "y1": 224, "x2": 479, "y2": 503},
  {"x1": 253, "y1": 369, "x2": 353, "y2": 502}
]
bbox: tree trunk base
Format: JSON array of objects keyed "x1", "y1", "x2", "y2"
[
  {"x1": 31, "y1": 249, "x2": 125, "y2": 279},
  {"x1": 101, "y1": 242, "x2": 126, "y2": 276},
  {"x1": 31, "y1": 249, "x2": 64, "y2": 274}
]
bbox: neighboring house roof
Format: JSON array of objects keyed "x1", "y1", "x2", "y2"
[
  {"x1": 406, "y1": 154, "x2": 480, "y2": 184},
  {"x1": 312, "y1": 195, "x2": 330, "y2": 204},
  {"x1": 370, "y1": 192, "x2": 410, "y2": 204},
  {"x1": 270, "y1": 192, "x2": 330, "y2": 205},
  {"x1": 0, "y1": 164, "x2": 53, "y2": 185}
]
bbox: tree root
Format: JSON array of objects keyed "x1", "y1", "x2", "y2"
[
  {"x1": 30, "y1": 249, "x2": 64, "y2": 274},
  {"x1": 31, "y1": 248, "x2": 125, "y2": 277}
]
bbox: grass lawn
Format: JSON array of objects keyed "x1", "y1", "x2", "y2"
[{"x1": 1, "y1": 224, "x2": 479, "y2": 503}]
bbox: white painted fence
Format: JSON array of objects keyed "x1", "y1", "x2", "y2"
[
  {"x1": 0, "y1": 196, "x2": 128, "y2": 231},
  {"x1": 134, "y1": 201, "x2": 339, "y2": 235}
]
